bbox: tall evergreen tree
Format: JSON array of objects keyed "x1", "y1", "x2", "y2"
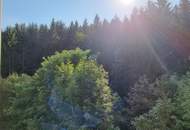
[
  {"x1": 93, "y1": 14, "x2": 101, "y2": 30},
  {"x1": 82, "y1": 19, "x2": 88, "y2": 33}
]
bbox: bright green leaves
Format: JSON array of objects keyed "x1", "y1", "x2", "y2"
[
  {"x1": 34, "y1": 48, "x2": 115, "y2": 129},
  {"x1": 38, "y1": 48, "x2": 113, "y2": 114}
]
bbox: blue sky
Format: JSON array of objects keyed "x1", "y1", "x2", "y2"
[{"x1": 3, "y1": 0, "x2": 179, "y2": 28}]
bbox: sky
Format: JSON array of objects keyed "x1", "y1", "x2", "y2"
[{"x1": 3, "y1": 0, "x2": 180, "y2": 28}]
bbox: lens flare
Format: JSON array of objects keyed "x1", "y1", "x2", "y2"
[{"x1": 119, "y1": 0, "x2": 134, "y2": 6}]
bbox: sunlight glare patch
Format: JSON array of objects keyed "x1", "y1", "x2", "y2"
[{"x1": 119, "y1": 0, "x2": 135, "y2": 6}]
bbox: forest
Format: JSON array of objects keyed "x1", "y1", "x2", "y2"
[{"x1": 1, "y1": 0, "x2": 190, "y2": 130}]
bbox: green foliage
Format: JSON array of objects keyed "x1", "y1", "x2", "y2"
[
  {"x1": 175, "y1": 72, "x2": 190, "y2": 129},
  {"x1": 133, "y1": 72, "x2": 190, "y2": 130},
  {"x1": 37, "y1": 48, "x2": 113, "y2": 113},
  {"x1": 55, "y1": 60, "x2": 113, "y2": 112},
  {"x1": 75, "y1": 31, "x2": 86, "y2": 43},
  {"x1": 36, "y1": 48, "x2": 90, "y2": 78},
  {"x1": 0, "y1": 78, "x2": 12, "y2": 130},
  {"x1": 0, "y1": 74, "x2": 55, "y2": 130},
  {"x1": 134, "y1": 98, "x2": 177, "y2": 130},
  {"x1": 9, "y1": 74, "x2": 41, "y2": 130},
  {"x1": 0, "y1": 74, "x2": 41, "y2": 130},
  {"x1": 74, "y1": 60, "x2": 113, "y2": 112},
  {"x1": 36, "y1": 48, "x2": 115, "y2": 129}
]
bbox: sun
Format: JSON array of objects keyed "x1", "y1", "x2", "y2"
[{"x1": 119, "y1": 0, "x2": 134, "y2": 6}]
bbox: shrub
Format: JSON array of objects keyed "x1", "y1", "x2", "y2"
[{"x1": 35, "y1": 48, "x2": 115, "y2": 129}]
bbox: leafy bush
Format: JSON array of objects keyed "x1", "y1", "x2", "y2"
[
  {"x1": 35, "y1": 48, "x2": 115, "y2": 129},
  {"x1": 175, "y1": 72, "x2": 190, "y2": 129}
]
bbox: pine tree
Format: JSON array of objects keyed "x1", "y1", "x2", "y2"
[
  {"x1": 93, "y1": 14, "x2": 101, "y2": 29},
  {"x1": 82, "y1": 19, "x2": 88, "y2": 33}
]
